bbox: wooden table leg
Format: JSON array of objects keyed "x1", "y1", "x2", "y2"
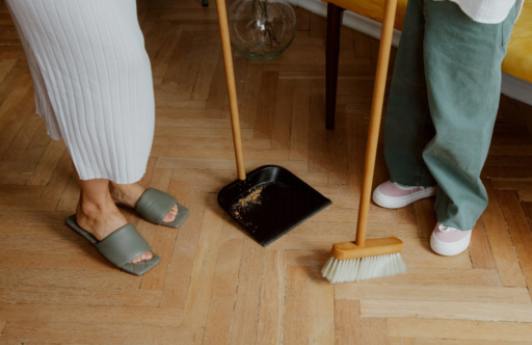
[{"x1": 325, "y1": 3, "x2": 344, "y2": 130}]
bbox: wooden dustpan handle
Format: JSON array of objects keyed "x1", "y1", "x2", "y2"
[
  {"x1": 356, "y1": 0, "x2": 398, "y2": 247},
  {"x1": 215, "y1": 0, "x2": 246, "y2": 181}
]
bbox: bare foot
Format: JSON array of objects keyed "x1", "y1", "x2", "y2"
[
  {"x1": 110, "y1": 183, "x2": 178, "y2": 223},
  {"x1": 76, "y1": 195, "x2": 153, "y2": 264}
]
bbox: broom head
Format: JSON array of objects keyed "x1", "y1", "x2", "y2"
[{"x1": 321, "y1": 237, "x2": 406, "y2": 283}]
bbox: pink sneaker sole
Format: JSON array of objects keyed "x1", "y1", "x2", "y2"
[{"x1": 430, "y1": 223, "x2": 472, "y2": 256}]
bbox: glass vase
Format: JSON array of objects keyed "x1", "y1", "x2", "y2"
[{"x1": 229, "y1": 0, "x2": 297, "y2": 60}]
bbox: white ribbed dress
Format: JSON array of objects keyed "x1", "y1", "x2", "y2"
[{"x1": 6, "y1": 0, "x2": 155, "y2": 183}]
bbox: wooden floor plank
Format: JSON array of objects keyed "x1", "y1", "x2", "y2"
[{"x1": 387, "y1": 318, "x2": 532, "y2": 342}]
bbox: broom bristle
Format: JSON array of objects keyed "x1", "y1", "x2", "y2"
[{"x1": 321, "y1": 253, "x2": 406, "y2": 284}]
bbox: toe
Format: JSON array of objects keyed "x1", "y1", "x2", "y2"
[
  {"x1": 163, "y1": 205, "x2": 178, "y2": 223},
  {"x1": 143, "y1": 251, "x2": 153, "y2": 261},
  {"x1": 131, "y1": 251, "x2": 153, "y2": 264}
]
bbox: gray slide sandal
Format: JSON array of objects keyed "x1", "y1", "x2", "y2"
[
  {"x1": 135, "y1": 188, "x2": 189, "y2": 229},
  {"x1": 65, "y1": 215, "x2": 160, "y2": 276}
]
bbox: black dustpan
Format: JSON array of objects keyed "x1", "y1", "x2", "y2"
[
  {"x1": 218, "y1": 165, "x2": 331, "y2": 246},
  {"x1": 215, "y1": 0, "x2": 330, "y2": 246}
]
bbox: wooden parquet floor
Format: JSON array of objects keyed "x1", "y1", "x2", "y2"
[{"x1": 1, "y1": 0, "x2": 532, "y2": 344}]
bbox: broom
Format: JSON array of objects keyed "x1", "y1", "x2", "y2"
[{"x1": 321, "y1": 0, "x2": 406, "y2": 283}]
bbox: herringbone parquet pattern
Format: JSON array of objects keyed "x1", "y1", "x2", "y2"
[{"x1": 1, "y1": 0, "x2": 532, "y2": 344}]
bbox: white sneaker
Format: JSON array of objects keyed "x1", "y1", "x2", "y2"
[
  {"x1": 430, "y1": 223, "x2": 472, "y2": 256},
  {"x1": 372, "y1": 181, "x2": 436, "y2": 209}
]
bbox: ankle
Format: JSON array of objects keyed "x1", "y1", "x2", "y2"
[
  {"x1": 110, "y1": 183, "x2": 127, "y2": 202},
  {"x1": 79, "y1": 194, "x2": 115, "y2": 219},
  {"x1": 110, "y1": 182, "x2": 144, "y2": 206}
]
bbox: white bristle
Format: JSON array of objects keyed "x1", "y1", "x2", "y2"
[{"x1": 321, "y1": 253, "x2": 406, "y2": 284}]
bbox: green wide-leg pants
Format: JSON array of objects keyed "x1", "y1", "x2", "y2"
[{"x1": 383, "y1": 0, "x2": 519, "y2": 230}]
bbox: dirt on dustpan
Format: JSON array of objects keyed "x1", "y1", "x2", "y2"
[{"x1": 230, "y1": 185, "x2": 265, "y2": 221}]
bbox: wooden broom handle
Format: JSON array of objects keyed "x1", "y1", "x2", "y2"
[
  {"x1": 215, "y1": 0, "x2": 247, "y2": 181},
  {"x1": 356, "y1": 0, "x2": 398, "y2": 247}
]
